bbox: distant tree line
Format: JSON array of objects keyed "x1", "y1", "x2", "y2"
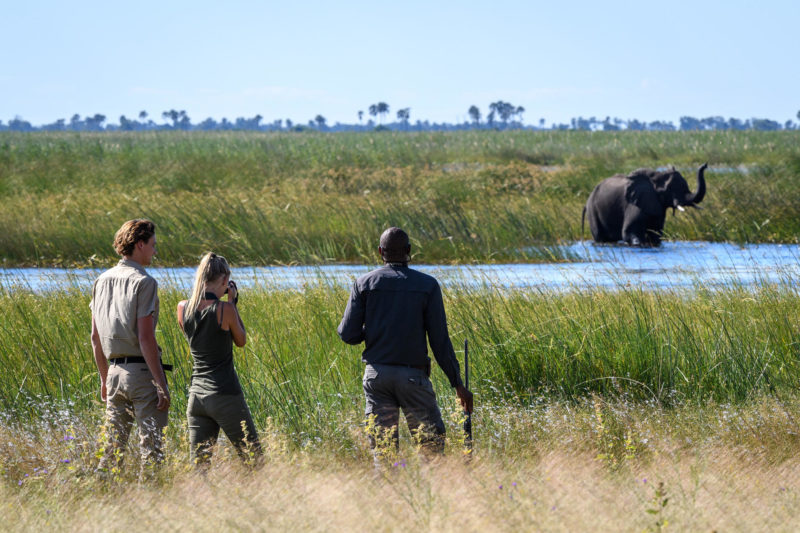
[{"x1": 2, "y1": 104, "x2": 799, "y2": 133}]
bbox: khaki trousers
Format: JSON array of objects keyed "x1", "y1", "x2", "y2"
[{"x1": 99, "y1": 362, "x2": 168, "y2": 472}]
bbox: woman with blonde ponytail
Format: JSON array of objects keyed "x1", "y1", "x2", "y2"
[{"x1": 177, "y1": 252, "x2": 261, "y2": 464}]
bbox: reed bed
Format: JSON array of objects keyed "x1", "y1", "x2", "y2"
[
  {"x1": 1, "y1": 282, "x2": 798, "y2": 443},
  {"x1": 1, "y1": 130, "x2": 799, "y2": 266}
]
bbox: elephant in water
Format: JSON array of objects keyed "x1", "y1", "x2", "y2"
[{"x1": 582, "y1": 163, "x2": 707, "y2": 246}]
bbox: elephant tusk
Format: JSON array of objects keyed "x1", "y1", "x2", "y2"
[{"x1": 677, "y1": 205, "x2": 686, "y2": 212}]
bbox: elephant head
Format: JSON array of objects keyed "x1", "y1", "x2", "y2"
[{"x1": 641, "y1": 163, "x2": 707, "y2": 215}]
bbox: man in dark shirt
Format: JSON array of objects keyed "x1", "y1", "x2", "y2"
[{"x1": 338, "y1": 227, "x2": 473, "y2": 457}]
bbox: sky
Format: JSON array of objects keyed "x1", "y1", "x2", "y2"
[{"x1": 2, "y1": 0, "x2": 798, "y2": 127}]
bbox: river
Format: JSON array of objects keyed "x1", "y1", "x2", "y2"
[{"x1": 2, "y1": 241, "x2": 798, "y2": 293}]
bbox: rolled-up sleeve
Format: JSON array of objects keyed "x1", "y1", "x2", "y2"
[
  {"x1": 136, "y1": 277, "x2": 158, "y2": 318},
  {"x1": 337, "y1": 281, "x2": 366, "y2": 345},
  {"x1": 424, "y1": 282, "x2": 463, "y2": 388}
]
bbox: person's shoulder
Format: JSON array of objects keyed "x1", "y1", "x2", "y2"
[
  {"x1": 216, "y1": 301, "x2": 236, "y2": 323},
  {"x1": 131, "y1": 272, "x2": 157, "y2": 292},
  {"x1": 129, "y1": 266, "x2": 157, "y2": 285},
  {"x1": 406, "y1": 267, "x2": 439, "y2": 287},
  {"x1": 96, "y1": 263, "x2": 121, "y2": 279},
  {"x1": 356, "y1": 266, "x2": 388, "y2": 284},
  {"x1": 93, "y1": 264, "x2": 123, "y2": 287},
  {"x1": 100, "y1": 261, "x2": 152, "y2": 282}
]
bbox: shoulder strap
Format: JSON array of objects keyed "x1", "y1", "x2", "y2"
[
  {"x1": 181, "y1": 303, "x2": 195, "y2": 336},
  {"x1": 216, "y1": 300, "x2": 225, "y2": 328}
]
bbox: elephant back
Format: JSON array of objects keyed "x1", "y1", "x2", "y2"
[{"x1": 627, "y1": 168, "x2": 659, "y2": 181}]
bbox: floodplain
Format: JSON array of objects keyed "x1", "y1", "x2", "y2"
[
  {"x1": 1, "y1": 130, "x2": 799, "y2": 266},
  {"x1": 1, "y1": 130, "x2": 799, "y2": 530}
]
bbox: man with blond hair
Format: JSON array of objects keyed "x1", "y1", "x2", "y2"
[{"x1": 90, "y1": 219, "x2": 170, "y2": 474}]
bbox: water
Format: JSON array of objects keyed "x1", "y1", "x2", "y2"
[{"x1": 2, "y1": 241, "x2": 798, "y2": 293}]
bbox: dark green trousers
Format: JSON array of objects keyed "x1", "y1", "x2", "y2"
[{"x1": 186, "y1": 392, "x2": 261, "y2": 463}]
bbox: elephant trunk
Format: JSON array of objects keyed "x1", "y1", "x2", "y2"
[{"x1": 685, "y1": 163, "x2": 707, "y2": 205}]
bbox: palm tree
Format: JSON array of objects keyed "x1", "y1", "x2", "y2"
[
  {"x1": 314, "y1": 115, "x2": 327, "y2": 130},
  {"x1": 358, "y1": 110, "x2": 364, "y2": 124},
  {"x1": 489, "y1": 101, "x2": 515, "y2": 127},
  {"x1": 468, "y1": 105, "x2": 481, "y2": 126},
  {"x1": 162, "y1": 109, "x2": 179, "y2": 127},
  {"x1": 397, "y1": 108, "x2": 410, "y2": 129},
  {"x1": 377, "y1": 102, "x2": 389, "y2": 124},
  {"x1": 515, "y1": 106, "x2": 525, "y2": 125}
]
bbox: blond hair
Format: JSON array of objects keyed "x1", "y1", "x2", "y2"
[
  {"x1": 185, "y1": 252, "x2": 231, "y2": 318},
  {"x1": 113, "y1": 219, "x2": 155, "y2": 256}
]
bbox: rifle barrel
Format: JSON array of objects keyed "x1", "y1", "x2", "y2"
[
  {"x1": 464, "y1": 339, "x2": 469, "y2": 390},
  {"x1": 463, "y1": 338, "x2": 473, "y2": 453}
]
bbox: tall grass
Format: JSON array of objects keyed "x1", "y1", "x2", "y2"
[
  {"x1": 2, "y1": 396, "x2": 799, "y2": 531},
  {"x1": 1, "y1": 130, "x2": 799, "y2": 266},
  {"x1": 1, "y1": 282, "x2": 798, "y2": 445}
]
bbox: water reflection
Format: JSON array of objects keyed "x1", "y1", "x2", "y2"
[{"x1": 2, "y1": 241, "x2": 798, "y2": 293}]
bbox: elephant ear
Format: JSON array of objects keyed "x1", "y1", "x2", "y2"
[
  {"x1": 649, "y1": 171, "x2": 672, "y2": 194},
  {"x1": 624, "y1": 175, "x2": 662, "y2": 214}
]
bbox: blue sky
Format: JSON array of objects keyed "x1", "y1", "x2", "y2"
[{"x1": 2, "y1": 0, "x2": 798, "y2": 126}]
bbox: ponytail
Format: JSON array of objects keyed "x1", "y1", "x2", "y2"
[{"x1": 185, "y1": 252, "x2": 231, "y2": 319}]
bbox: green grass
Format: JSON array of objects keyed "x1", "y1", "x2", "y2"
[
  {"x1": 1, "y1": 130, "x2": 799, "y2": 266},
  {"x1": 2, "y1": 130, "x2": 800, "y2": 529},
  {"x1": 2, "y1": 282, "x2": 799, "y2": 447}
]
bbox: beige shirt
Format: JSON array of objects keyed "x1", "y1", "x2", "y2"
[{"x1": 90, "y1": 258, "x2": 159, "y2": 358}]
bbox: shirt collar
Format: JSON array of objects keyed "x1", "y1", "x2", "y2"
[{"x1": 119, "y1": 258, "x2": 148, "y2": 273}]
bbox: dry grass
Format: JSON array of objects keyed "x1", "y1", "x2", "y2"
[
  {"x1": 3, "y1": 398, "x2": 799, "y2": 531},
  {"x1": 3, "y1": 448, "x2": 799, "y2": 531}
]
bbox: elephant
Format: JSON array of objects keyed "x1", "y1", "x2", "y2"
[{"x1": 582, "y1": 163, "x2": 707, "y2": 246}]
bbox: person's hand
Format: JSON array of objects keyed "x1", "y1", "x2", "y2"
[
  {"x1": 227, "y1": 280, "x2": 238, "y2": 305},
  {"x1": 155, "y1": 382, "x2": 171, "y2": 411},
  {"x1": 456, "y1": 385, "x2": 473, "y2": 414},
  {"x1": 100, "y1": 380, "x2": 107, "y2": 402}
]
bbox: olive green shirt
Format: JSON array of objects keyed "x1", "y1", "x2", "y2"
[{"x1": 90, "y1": 258, "x2": 159, "y2": 358}]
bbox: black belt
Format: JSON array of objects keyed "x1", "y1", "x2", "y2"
[
  {"x1": 384, "y1": 363, "x2": 429, "y2": 371},
  {"x1": 110, "y1": 357, "x2": 173, "y2": 371}
]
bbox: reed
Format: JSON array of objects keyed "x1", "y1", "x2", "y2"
[
  {"x1": 1, "y1": 281, "x2": 798, "y2": 445},
  {"x1": 1, "y1": 130, "x2": 799, "y2": 266}
]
